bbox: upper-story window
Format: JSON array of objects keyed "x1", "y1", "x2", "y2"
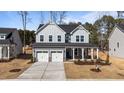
[
  {"x1": 81, "y1": 35, "x2": 84, "y2": 42},
  {"x1": 0, "y1": 35, "x2": 5, "y2": 39},
  {"x1": 76, "y1": 35, "x2": 79, "y2": 42},
  {"x1": 40, "y1": 35, "x2": 44, "y2": 42},
  {"x1": 58, "y1": 35, "x2": 61, "y2": 42},
  {"x1": 49, "y1": 35, "x2": 52, "y2": 42}
]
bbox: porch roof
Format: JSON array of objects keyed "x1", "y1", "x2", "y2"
[
  {"x1": 0, "y1": 39, "x2": 14, "y2": 45},
  {"x1": 32, "y1": 43, "x2": 98, "y2": 48}
]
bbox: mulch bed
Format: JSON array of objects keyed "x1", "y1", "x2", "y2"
[{"x1": 74, "y1": 61, "x2": 111, "y2": 65}]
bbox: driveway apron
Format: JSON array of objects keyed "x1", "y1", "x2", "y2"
[{"x1": 18, "y1": 62, "x2": 66, "y2": 80}]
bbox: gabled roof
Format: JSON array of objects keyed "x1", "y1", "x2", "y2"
[
  {"x1": 108, "y1": 24, "x2": 124, "y2": 40},
  {"x1": 0, "y1": 28, "x2": 17, "y2": 44},
  {"x1": 70, "y1": 25, "x2": 90, "y2": 34},
  {"x1": 0, "y1": 28, "x2": 17, "y2": 34},
  {"x1": 37, "y1": 23, "x2": 80, "y2": 34},
  {"x1": 0, "y1": 39, "x2": 14, "y2": 44},
  {"x1": 58, "y1": 24, "x2": 79, "y2": 33},
  {"x1": 116, "y1": 24, "x2": 124, "y2": 33}
]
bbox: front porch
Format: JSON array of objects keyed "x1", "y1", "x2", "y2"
[
  {"x1": 65, "y1": 47, "x2": 99, "y2": 61},
  {"x1": 0, "y1": 45, "x2": 15, "y2": 61}
]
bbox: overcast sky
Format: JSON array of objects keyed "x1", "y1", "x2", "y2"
[{"x1": 0, "y1": 11, "x2": 118, "y2": 30}]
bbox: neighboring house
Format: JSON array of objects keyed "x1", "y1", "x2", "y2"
[
  {"x1": 32, "y1": 22, "x2": 99, "y2": 62},
  {"x1": 109, "y1": 24, "x2": 124, "y2": 58},
  {"x1": 0, "y1": 28, "x2": 22, "y2": 60}
]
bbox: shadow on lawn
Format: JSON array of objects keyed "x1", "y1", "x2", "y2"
[
  {"x1": 90, "y1": 68, "x2": 101, "y2": 72},
  {"x1": 9, "y1": 69, "x2": 21, "y2": 72}
]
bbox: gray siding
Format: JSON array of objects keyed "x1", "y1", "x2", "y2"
[
  {"x1": 12, "y1": 30, "x2": 22, "y2": 56},
  {"x1": 109, "y1": 27, "x2": 124, "y2": 58}
]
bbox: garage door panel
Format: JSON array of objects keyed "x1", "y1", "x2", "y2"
[
  {"x1": 52, "y1": 51, "x2": 63, "y2": 62},
  {"x1": 37, "y1": 51, "x2": 49, "y2": 62}
]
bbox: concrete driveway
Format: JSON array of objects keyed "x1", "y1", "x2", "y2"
[{"x1": 18, "y1": 62, "x2": 66, "y2": 80}]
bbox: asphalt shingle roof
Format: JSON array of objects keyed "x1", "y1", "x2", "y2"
[
  {"x1": 38, "y1": 24, "x2": 79, "y2": 33},
  {"x1": 0, "y1": 28, "x2": 17, "y2": 44},
  {"x1": 32, "y1": 43, "x2": 97, "y2": 48},
  {"x1": 116, "y1": 24, "x2": 124, "y2": 33}
]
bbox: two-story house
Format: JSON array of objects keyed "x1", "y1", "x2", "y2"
[
  {"x1": 109, "y1": 24, "x2": 124, "y2": 58},
  {"x1": 32, "y1": 22, "x2": 99, "y2": 62},
  {"x1": 0, "y1": 28, "x2": 22, "y2": 60}
]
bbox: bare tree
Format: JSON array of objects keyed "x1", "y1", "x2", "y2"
[
  {"x1": 50, "y1": 11, "x2": 58, "y2": 23},
  {"x1": 58, "y1": 11, "x2": 67, "y2": 24},
  {"x1": 40, "y1": 11, "x2": 44, "y2": 24},
  {"x1": 18, "y1": 11, "x2": 30, "y2": 54},
  {"x1": 49, "y1": 11, "x2": 67, "y2": 24}
]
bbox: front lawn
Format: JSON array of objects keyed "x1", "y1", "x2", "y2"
[
  {"x1": 0, "y1": 58, "x2": 33, "y2": 79},
  {"x1": 64, "y1": 52, "x2": 124, "y2": 79}
]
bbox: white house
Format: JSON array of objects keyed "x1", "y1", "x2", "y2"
[
  {"x1": 32, "y1": 22, "x2": 99, "y2": 62},
  {"x1": 109, "y1": 24, "x2": 124, "y2": 58},
  {"x1": 0, "y1": 28, "x2": 22, "y2": 60}
]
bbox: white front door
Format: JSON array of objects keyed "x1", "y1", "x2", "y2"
[
  {"x1": 37, "y1": 51, "x2": 49, "y2": 62},
  {"x1": 51, "y1": 51, "x2": 63, "y2": 62}
]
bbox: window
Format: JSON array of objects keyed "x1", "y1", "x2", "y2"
[
  {"x1": 49, "y1": 35, "x2": 52, "y2": 42},
  {"x1": 58, "y1": 35, "x2": 61, "y2": 42},
  {"x1": 117, "y1": 42, "x2": 119, "y2": 48},
  {"x1": 0, "y1": 35, "x2": 5, "y2": 39},
  {"x1": 81, "y1": 35, "x2": 84, "y2": 42},
  {"x1": 40, "y1": 35, "x2": 44, "y2": 42},
  {"x1": 76, "y1": 35, "x2": 79, "y2": 42}
]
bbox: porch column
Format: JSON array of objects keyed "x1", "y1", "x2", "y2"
[
  {"x1": 64, "y1": 48, "x2": 66, "y2": 61},
  {"x1": 72, "y1": 48, "x2": 75, "y2": 60},
  {"x1": 8, "y1": 46, "x2": 10, "y2": 59},
  {"x1": 82, "y1": 48, "x2": 84, "y2": 60},
  {"x1": 91, "y1": 48, "x2": 94, "y2": 60},
  {"x1": 96, "y1": 48, "x2": 99, "y2": 59}
]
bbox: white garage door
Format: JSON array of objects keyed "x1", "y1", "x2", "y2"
[
  {"x1": 51, "y1": 51, "x2": 63, "y2": 62},
  {"x1": 37, "y1": 51, "x2": 49, "y2": 62}
]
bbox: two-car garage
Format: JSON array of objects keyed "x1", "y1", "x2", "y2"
[{"x1": 36, "y1": 50, "x2": 64, "y2": 62}]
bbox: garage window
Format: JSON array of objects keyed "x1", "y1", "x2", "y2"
[
  {"x1": 57, "y1": 51, "x2": 62, "y2": 53},
  {"x1": 37, "y1": 51, "x2": 48, "y2": 53},
  {"x1": 51, "y1": 51, "x2": 56, "y2": 53},
  {"x1": 49, "y1": 35, "x2": 52, "y2": 42}
]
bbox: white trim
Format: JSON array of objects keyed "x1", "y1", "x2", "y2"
[
  {"x1": 72, "y1": 48, "x2": 75, "y2": 60},
  {"x1": 96, "y1": 48, "x2": 99, "y2": 59},
  {"x1": 70, "y1": 25, "x2": 90, "y2": 35},
  {"x1": 8, "y1": 46, "x2": 10, "y2": 59},
  {"x1": 82, "y1": 48, "x2": 84, "y2": 60},
  {"x1": 36, "y1": 22, "x2": 66, "y2": 35},
  {"x1": 35, "y1": 23, "x2": 49, "y2": 34},
  {"x1": 91, "y1": 48, "x2": 94, "y2": 60}
]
